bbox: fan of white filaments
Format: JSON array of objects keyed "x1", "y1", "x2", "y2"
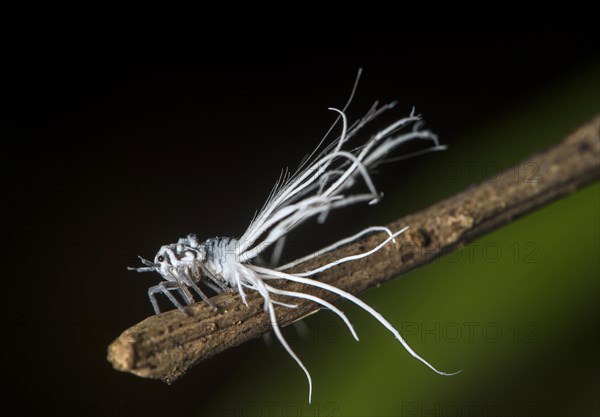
[{"x1": 219, "y1": 93, "x2": 459, "y2": 402}]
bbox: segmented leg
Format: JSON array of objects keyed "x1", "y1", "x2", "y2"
[
  {"x1": 178, "y1": 286, "x2": 195, "y2": 305},
  {"x1": 201, "y1": 265, "x2": 233, "y2": 293},
  {"x1": 148, "y1": 281, "x2": 189, "y2": 316},
  {"x1": 180, "y1": 276, "x2": 218, "y2": 311},
  {"x1": 270, "y1": 235, "x2": 287, "y2": 266},
  {"x1": 203, "y1": 279, "x2": 231, "y2": 294}
]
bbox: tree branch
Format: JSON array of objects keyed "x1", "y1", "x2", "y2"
[{"x1": 108, "y1": 115, "x2": 600, "y2": 383}]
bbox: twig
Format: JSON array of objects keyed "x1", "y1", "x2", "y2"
[{"x1": 108, "y1": 115, "x2": 600, "y2": 383}]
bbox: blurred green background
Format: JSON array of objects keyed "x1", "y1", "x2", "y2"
[{"x1": 194, "y1": 62, "x2": 599, "y2": 417}]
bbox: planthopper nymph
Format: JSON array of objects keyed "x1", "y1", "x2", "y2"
[{"x1": 129, "y1": 72, "x2": 460, "y2": 402}]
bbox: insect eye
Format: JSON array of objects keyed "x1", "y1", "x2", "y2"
[{"x1": 157, "y1": 255, "x2": 165, "y2": 262}]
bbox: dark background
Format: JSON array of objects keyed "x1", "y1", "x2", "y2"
[{"x1": 3, "y1": 6, "x2": 598, "y2": 417}]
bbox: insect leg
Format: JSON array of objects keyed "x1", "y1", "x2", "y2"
[
  {"x1": 201, "y1": 265, "x2": 231, "y2": 293},
  {"x1": 203, "y1": 279, "x2": 232, "y2": 294},
  {"x1": 173, "y1": 268, "x2": 218, "y2": 311},
  {"x1": 270, "y1": 235, "x2": 287, "y2": 266},
  {"x1": 148, "y1": 282, "x2": 189, "y2": 316},
  {"x1": 184, "y1": 278, "x2": 218, "y2": 311},
  {"x1": 147, "y1": 287, "x2": 161, "y2": 315},
  {"x1": 178, "y1": 286, "x2": 195, "y2": 305}
]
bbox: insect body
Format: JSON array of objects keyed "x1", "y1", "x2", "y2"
[
  {"x1": 129, "y1": 86, "x2": 459, "y2": 401},
  {"x1": 131, "y1": 235, "x2": 237, "y2": 314}
]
